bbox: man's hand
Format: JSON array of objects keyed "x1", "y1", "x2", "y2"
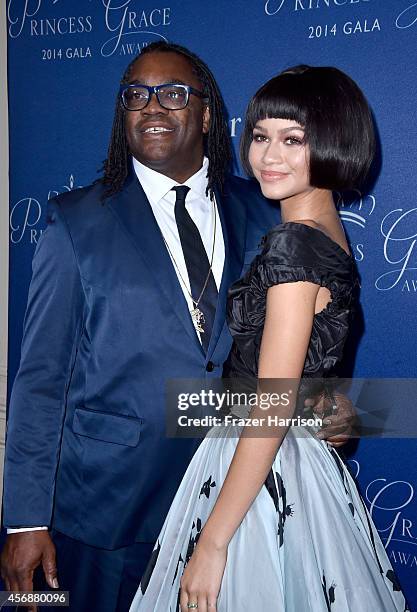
[
  {"x1": 1, "y1": 531, "x2": 58, "y2": 610},
  {"x1": 305, "y1": 392, "x2": 357, "y2": 448}
]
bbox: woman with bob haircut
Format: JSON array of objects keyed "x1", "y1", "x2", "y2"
[{"x1": 131, "y1": 67, "x2": 407, "y2": 611}]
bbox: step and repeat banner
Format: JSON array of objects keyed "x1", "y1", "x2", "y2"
[{"x1": 6, "y1": 0, "x2": 417, "y2": 607}]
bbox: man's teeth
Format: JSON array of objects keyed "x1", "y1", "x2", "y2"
[{"x1": 144, "y1": 127, "x2": 173, "y2": 133}]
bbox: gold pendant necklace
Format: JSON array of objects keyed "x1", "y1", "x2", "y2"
[{"x1": 190, "y1": 307, "x2": 205, "y2": 333}]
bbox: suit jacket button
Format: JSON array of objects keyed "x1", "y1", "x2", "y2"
[{"x1": 206, "y1": 361, "x2": 214, "y2": 372}]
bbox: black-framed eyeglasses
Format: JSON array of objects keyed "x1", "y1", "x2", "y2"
[{"x1": 119, "y1": 82, "x2": 207, "y2": 111}]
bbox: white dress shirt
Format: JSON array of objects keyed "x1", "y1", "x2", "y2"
[
  {"x1": 8, "y1": 157, "x2": 225, "y2": 534},
  {"x1": 133, "y1": 156, "x2": 225, "y2": 327}
]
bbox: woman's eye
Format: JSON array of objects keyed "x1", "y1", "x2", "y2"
[
  {"x1": 285, "y1": 136, "x2": 304, "y2": 145},
  {"x1": 253, "y1": 133, "x2": 268, "y2": 142}
]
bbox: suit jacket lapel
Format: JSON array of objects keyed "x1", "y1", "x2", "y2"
[
  {"x1": 107, "y1": 172, "x2": 204, "y2": 352},
  {"x1": 207, "y1": 182, "x2": 247, "y2": 357}
]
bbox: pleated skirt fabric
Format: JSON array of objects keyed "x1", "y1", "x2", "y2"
[{"x1": 130, "y1": 423, "x2": 408, "y2": 612}]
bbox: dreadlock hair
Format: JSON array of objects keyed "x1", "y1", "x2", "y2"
[{"x1": 101, "y1": 41, "x2": 232, "y2": 200}]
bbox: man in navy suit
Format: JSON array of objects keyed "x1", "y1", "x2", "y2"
[{"x1": 1, "y1": 42, "x2": 352, "y2": 611}]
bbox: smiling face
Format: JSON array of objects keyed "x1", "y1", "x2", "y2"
[
  {"x1": 124, "y1": 51, "x2": 210, "y2": 182},
  {"x1": 248, "y1": 118, "x2": 311, "y2": 202}
]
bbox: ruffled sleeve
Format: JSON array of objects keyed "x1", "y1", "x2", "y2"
[{"x1": 248, "y1": 223, "x2": 355, "y2": 312}]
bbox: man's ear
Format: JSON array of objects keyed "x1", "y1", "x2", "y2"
[{"x1": 202, "y1": 105, "x2": 210, "y2": 134}]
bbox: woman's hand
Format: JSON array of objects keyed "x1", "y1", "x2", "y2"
[{"x1": 179, "y1": 537, "x2": 227, "y2": 611}]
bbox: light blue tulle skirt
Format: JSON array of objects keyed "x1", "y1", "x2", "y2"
[{"x1": 130, "y1": 421, "x2": 408, "y2": 611}]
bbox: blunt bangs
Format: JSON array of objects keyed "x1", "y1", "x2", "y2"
[
  {"x1": 246, "y1": 78, "x2": 308, "y2": 129},
  {"x1": 240, "y1": 65, "x2": 376, "y2": 191}
]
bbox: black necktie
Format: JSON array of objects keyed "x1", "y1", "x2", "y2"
[{"x1": 173, "y1": 186, "x2": 218, "y2": 352}]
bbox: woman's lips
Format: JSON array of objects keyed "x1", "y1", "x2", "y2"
[{"x1": 260, "y1": 171, "x2": 289, "y2": 182}]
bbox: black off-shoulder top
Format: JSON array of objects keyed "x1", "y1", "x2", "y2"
[{"x1": 225, "y1": 222, "x2": 358, "y2": 380}]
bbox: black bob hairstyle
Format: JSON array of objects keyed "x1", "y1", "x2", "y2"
[{"x1": 240, "y1": 65, "x2": 376, "y2": 191}]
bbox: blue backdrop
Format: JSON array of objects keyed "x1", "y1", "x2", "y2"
[{"x1": 6, "y1": 0, "x2": 417, "y2": 608}]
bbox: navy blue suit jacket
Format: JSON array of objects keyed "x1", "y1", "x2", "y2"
[{"x1": 3, "y1": 171, "x2": 280, "y2": 549}]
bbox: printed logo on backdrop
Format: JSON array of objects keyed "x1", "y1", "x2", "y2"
[
  {"x1": 101, "y1": 0, "x2": 170, "y2": 57},
  {"x1": 264, "y1": 0, "x2": 417, "y2": 37},
  {"x1": 264, "y1": 0, "x2": 371, "y2": 15},
  {"x1": 263, "y1": 0, "x2": 381, "y2": 40},
  {"x1": 375, "y1": 208, "x2": 417, "y2": 293},
  {"x1": 396, "y1": 2, "x2": 417, "y2": 29},
  {"x1": 348, "y1": 460, "x2": 417, "y2": 572},
  {"x1": 7, "y1": 0, "x2": 171, "y2": 61},
  {"x1": 9, "y1": 174, "x2": 80, "y2": 245},
  {"x1": 336, "y1": 190, "x2": 376, "y2": 263}
]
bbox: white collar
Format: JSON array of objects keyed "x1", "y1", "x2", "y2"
[{"x1": 132, "y1": 156, "x2": 210, "y2": 202}]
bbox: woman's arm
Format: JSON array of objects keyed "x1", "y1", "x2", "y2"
[
  {"x1": 201, "y1": 280, "x2": 319, "y2": 548},
  {"x1": 179, "y1": 281, "x2": 319, "y2": 610}
]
